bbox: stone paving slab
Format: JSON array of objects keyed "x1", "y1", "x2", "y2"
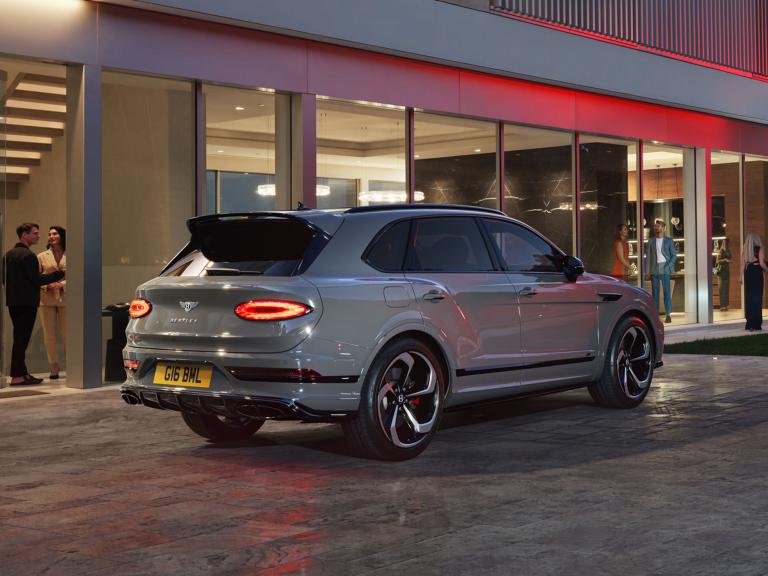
[{"x1": 1, "y1": 354, "x2": 767, "y2": 575}]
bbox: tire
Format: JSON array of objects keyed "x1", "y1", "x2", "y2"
[
  {"x1": 589, "y1": 315, "x2": 654, "y2": 409},
  {"x1": 181, "y1": 412, "x2": 264, "y2": 442},
  {"x1": 342, "y1": 338, "x2": 446, "y2": 461}
]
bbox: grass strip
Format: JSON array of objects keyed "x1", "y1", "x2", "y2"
[{"x1": 665, "y1": 332, "x2": 768, "y2": 356}]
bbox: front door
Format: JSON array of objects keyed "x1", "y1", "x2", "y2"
[{"x1": 481, "y1": 218, "x2": 600, "y2": 390}]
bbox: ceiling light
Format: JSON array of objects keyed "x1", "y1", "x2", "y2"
[
  {"x1": 474, "y1": 149, "x2": 482, "y2": 153},
  {"x1": 256, "y1": 184, "x2": 275, "y2": 196},
  {"x1": 235, "y1": 106, "x2": 245, "y2": 111},
  {"x1": 217, "y1": 150, "x2": 224, "y2": 153},
  {"x1": 414, "y1": 154, "x2": 420, "y2": 159},
  {"x1": 256, "y1": 184, "x2": 331, "y2": 197}
]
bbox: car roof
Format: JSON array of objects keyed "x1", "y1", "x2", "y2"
[{"x1": 189, "y1": 205, "x2": 509, "y2": 237}]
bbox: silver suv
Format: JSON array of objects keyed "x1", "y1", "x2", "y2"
[{"x1": 121, "y1": 205, "x2": 663, "y2": 460}]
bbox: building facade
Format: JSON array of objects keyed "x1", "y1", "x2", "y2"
[{"x1": 2, "y1": 0, "x2": 768, "y2": 387}]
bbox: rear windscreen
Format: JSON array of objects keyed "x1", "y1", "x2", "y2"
[{"x1": 162, "y1": 217, "x2": 322, "y2": 277}]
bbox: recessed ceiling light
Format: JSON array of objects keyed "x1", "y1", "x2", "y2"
[
  {"x1": 414, "y1": 154, "x2": 420, "y2": 158},
  {"x1": 474, "y1": 149, "x2": 482, "y2": 153},
  {"x1": 217, "y1": 150, "x2": 224, "y2": 153},
  {"x1": 235, "y1": 106, "x2": 245, "y2": 111},
  {"x1": 258, "y1": 104, "x2": 265, "y2": 108}
]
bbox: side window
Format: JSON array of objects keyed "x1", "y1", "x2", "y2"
[
  {"x1": 405, "y1": 217, "x2": 494, "y2": 272},
  {"x1": 482, "y1": 218, "x2": 562, "y2": 272},
  {"x1": 365, "y1": 220, "x2": 410, "y2": 272}
]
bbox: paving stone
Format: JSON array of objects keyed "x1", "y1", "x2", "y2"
[{"x1": 1, "y1": 354, "x2": 768, "y2": 574}]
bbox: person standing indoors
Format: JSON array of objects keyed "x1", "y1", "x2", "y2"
[
  {"x1": 715, "y1": 237, "x2": 732, "y2": 312},
  {"x1": 742, "y1": 232, "x2": 768, "y2": 331},
  {"x1": 645, "y1": 219, "x2": 677, "y2": 324},
  {"x1": 37, "y1": 226, "x2": 66, "y2": 379},
  {"x1": 4, "y1": 223, "x2": 65, "y2": 385},
  {"x1": 611, "y1": 224, "x2": 632, "y2": 281}
]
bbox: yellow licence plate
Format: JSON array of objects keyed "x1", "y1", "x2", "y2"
[{"x1": 153, "y1": 363, "x2": 213, "y2": 388}]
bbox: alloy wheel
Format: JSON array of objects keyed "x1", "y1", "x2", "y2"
[
  {"x1": 615, "y1": 325, "x2": 653, "y2": 399},
  {"x1": 376, "y1": 351, "x2": 440, "y2": 448}
]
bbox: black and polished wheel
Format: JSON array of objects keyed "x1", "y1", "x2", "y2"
[
  {"x1": 589, "y1": 315, "x2": 654, "y2": 409},
  {"x1": 343, "y1": 338, "x2": 445, "y2": 460},
  {"x1": 181, "y1": 412, "x2": 264, "y2": 442}
]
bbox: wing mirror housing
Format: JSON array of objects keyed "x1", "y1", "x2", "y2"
[{"x1": 563, "y1": 255, "x2": 585, "y2": 282}]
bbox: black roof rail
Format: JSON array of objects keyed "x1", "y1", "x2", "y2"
[{"x1": 345, "y1": 203, "x2": 505, "y2": 216}]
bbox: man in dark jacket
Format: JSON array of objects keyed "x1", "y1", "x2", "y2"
[{"x1": 4, "y1": 223, "x2": 65, "y2": 385}]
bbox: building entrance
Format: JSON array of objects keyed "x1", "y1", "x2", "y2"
[{"x1": 0, "y1": 56, "x2": 68, "y2": 390}]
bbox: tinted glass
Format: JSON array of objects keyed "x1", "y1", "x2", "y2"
[
  {"x1": 405, "y1": 218, "x2": 493, "y2": 272},
  {"x1": 482, "y1": 218, "x2": 562, "y2": 272},
  {"x1": 174, "y1": 217, "x2": 319, "y2": 276},
  {"x1": 366, "y1": 220, "x2": 410, "y2": 271}
]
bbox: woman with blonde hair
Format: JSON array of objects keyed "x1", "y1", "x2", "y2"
[
  {"x1": 742, "y1": 232, "x2": 768, "y2": 331},
  {"x1": 38, "y1": 226, "x2": 66, "y2": 378}
]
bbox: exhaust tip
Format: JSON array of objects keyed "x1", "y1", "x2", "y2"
[{"x1": 121, "y1": 392, "x2": 140, "y2": 405}]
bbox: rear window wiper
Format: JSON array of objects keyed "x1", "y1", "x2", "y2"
[{"x1": 206, "y1": 268, "x2": 264, "y2": 276}]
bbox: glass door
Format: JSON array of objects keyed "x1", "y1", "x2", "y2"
[{"x1": 641, "y1": 144, "x2": 697, "y2": 325}]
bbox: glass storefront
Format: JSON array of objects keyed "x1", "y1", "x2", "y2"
[
  {"x1": 204, "y1": 84, "x2": 277, "y2": 213},
  {"x1": 579, "y1": 135, "x2": 638, "y2": 280},
  {"x1": 744, "y1": 154, "x2": 768, "y2": 315},
  {"x1": 414, "y1": 112, "x2": 497, "y2": 209},
  {"x1": 0, "y1": 57, "x2": 68, "y2": 380},
  {"x1": 504, "y1": 125, "x2": 573, "y2": 254},
  {"x1": 711, "y1": 152, "x2": 742, "y2": 320},
  {"x1": 317, "y1": 97, "x2": 406, "y2": 208},
  {"x1": 9, "y1": 59, "x2": 768, "y2": 388},
  {"x1": 102, "y1": 71, "x2": 195, "y2": 365}
]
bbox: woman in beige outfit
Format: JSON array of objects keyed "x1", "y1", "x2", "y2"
[{"x1": 38, "y1": 226, "x2": 66, "y2": 379}]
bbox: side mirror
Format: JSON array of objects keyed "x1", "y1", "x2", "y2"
[{"x1": 563, "y1": 255, "x2": 585, "y2": 282}]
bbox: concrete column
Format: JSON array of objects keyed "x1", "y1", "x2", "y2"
[
  {"x1": 66, "y1": 63, "x2": 102, "y2": 388},
  {"x1": 194, "y1": 81, "x2": 205, "y2": 215},
  {"x1": 275, "y1": 93, "x2": 292, "y2": 211},
  {"x1": 290, "y1": 93, "x2": 316, "y2": 209},
  {"x1": 695, "y1": 147, "x2": 713, "y2": 324}
]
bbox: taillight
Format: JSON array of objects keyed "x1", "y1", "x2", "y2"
[
  {"x1": 129, "y1": 299, "x2": 152, "y2": 318},
  {"x1": 234, "y1": 300, "x2": 311, "y2": 321},
  {"x1": 123, "y1": 359, "x2": 141, "y2": 371}
]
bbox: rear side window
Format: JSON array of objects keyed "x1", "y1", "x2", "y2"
[
  {"x1": 405, "y1": 217, "x2": 494, "y2": 272},
  {"x1": 163, "y1": 216, "x2": 324, "y2": 277},
  {"x1": 482, "y1": 218, "x2": 562, "y2": 272},
  {"x1": 365, "y1": 220, "x2": 410, "y2": 272}
]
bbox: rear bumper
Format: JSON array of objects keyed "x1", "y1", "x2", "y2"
[
  {"x1": 122, "y1": 342, "x2": 365, "y2": 413},
  {"x1": 120, "y1": 383, "x2": 353, "y2": 422}
]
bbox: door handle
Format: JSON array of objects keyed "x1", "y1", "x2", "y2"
[
  {"x1": 422, "y1": 289, "x2": 446, "y2": 302},
  {"x1": 518, "y1": 286, "x2": 538, "y2": 297}
]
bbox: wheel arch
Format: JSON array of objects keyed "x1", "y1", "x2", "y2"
[
  {"x1": 618, "y1": 309, "x2": 658, "y2": 357},
  {"x1": 378, "y1": 329, "x2": 453, "y2": 398}
]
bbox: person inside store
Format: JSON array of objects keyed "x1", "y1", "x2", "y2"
[
  {"x1": 715, "y1": 237, "x2": 732, "y2": 312},
  {"x1": 37, "y1": 226, "x2": 66, "y2": 380},
  {"x1": 3, "y1": 222, "x2": 65, "y2": 385},
  {"x1": 611, "y1": 223, "x2": 632, "y2": 281},
  {"x1": 742, "y1": 232, "x2": 768, "y2": 331},
  {"x1": 645, "y1": 218, "x2": 676, "y2": 324}
]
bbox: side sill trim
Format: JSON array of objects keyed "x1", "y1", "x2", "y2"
[{"x1": 456, "y1": 355, "x2": 595, "y2": 377}]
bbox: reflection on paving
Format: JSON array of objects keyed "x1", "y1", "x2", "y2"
[{"x1": 1, "y1": 355, "x2": 767, "y2": 575}]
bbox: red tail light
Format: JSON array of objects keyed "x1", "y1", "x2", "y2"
[
  {"x1": 123, "y1": 359, "x2": 141, "y2": 371},
  {"x1": 234, "y1": 300, "x2": 311, "y2": 321},
  {"x1": 129, "y1": 299, "x2": 152, "y2": 318}
]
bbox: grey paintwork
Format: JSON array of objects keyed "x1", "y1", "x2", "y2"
[{"x1": 122, "y1": 206, "x2": 664, "y2": 415}]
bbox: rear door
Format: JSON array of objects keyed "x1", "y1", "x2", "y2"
[
  {"x1": 481, "y1": 218, "x2": 600, "y2": 389},
  {"x1": 404, "y1": 217, "x2": 522, "y2": 401}
]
